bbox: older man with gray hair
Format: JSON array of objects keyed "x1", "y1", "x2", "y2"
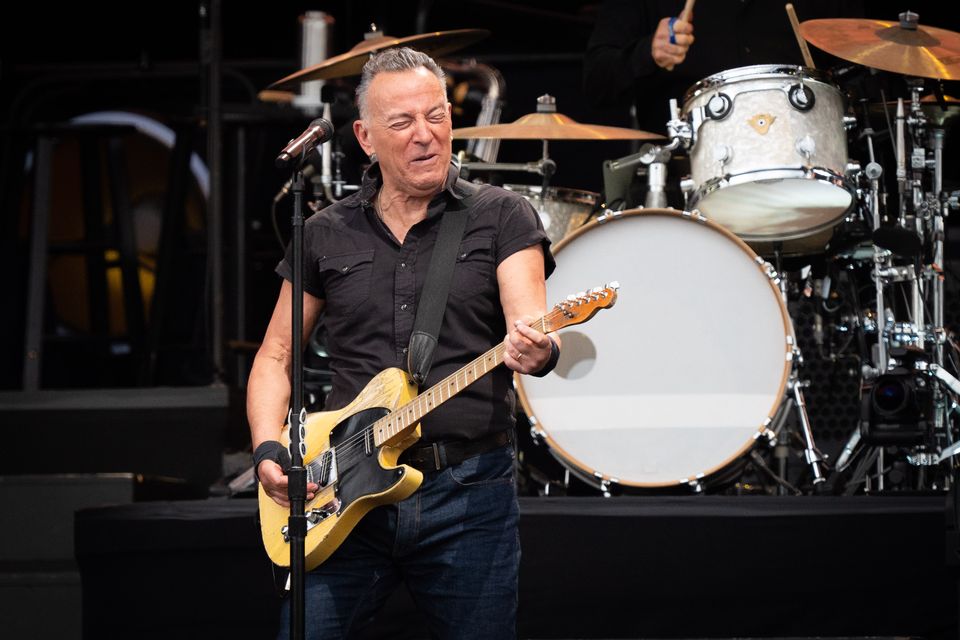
[{"x1": 247, "y1": 46, "x2": 559, "y2": 638}]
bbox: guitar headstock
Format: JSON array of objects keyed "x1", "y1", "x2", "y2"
[{"x1": 544, "y1": 282, "x2": 619, "y2": 332}]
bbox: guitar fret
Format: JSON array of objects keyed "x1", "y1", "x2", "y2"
[{"x1": 372, "y1": 287, "x2": 613, "y2": 448}]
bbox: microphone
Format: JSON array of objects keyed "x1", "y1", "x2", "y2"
[{"x1": 276, "y1": 118, "x2": 335, "y2": 168}]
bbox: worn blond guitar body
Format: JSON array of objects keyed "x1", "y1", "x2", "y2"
[{"x1": 258, "y1": 367, "x2": 423, "y2": 571}]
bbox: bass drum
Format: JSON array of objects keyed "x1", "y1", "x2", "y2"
[{"x1": 516, "y1": 209, "x2": 793, "y2": 490}]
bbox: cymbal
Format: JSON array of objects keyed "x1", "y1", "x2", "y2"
[
  {"x1": 799, "y1": 18, "x2": 960, "y2": 80},
  {"x1": 269, "y1": 28, "x2": 489, "y2": 89},
  {"x1": 453, "y1": 112, "x2": 663, "y2": 141},
  {"x1": 257, "y1": 89, "x2": 295, "y2": 104}
]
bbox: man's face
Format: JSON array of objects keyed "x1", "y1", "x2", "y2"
[{"x1": 354, "y1": 66, "x2": 453, "y2": 197}]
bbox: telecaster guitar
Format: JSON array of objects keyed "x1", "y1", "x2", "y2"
[{"x1": 259, "y1": 284, "x2": 618, "y2": 570}]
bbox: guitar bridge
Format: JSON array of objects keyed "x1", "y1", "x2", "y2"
[{"x1": 281, "y1": 498, "x2": 341, "y2": 543}]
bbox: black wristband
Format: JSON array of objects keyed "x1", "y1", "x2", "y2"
[
  {"x1": 252, "y1": 440, "x2": 291, "y2": 483},
  {"x1": 530, "y1": 336, "x2": 560, "y2": 378}
]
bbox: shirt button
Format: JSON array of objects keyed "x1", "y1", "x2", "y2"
[
  {"x1": 400, "y1": 262, "x2": 406, "y2": 268},
  {"x1": 341, "y1": 266, "x2": 349, "y2": 273},
  {"x1": 400, "y1": 304, "x2": 408, "y2": 311},
  {"x1": 402, "y1": 347, "x2": 408, "y2": 354}
]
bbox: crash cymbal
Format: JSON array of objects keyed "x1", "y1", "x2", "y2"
[
  {"x1": 799, "y1": 16, "x2": 960, "y2": 80},
  {"x1": 453, "y1": 112, "x2": 663, "y2": 141},
  {"x1": 269, "y1": 28, "x2": 489, "y2": 89}
]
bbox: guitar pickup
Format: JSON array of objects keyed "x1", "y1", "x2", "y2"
[
  {"x1": 281, "y1": 498, "x2": 342, "y2": 542},
  {"x1": 312, "y1": 448, "x2": 337, "y2": 489}
]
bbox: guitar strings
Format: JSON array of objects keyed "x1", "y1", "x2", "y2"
[{"x1": 323, "y1": 341, "x2": 509, "y2": 471}]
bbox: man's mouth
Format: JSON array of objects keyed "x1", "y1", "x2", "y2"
[{"x1": 411, "y1": 153, "x2": 438, "y2": 165}]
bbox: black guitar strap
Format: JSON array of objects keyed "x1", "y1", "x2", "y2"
[{"x1": 406, "y1": 186, "x2": 476, "y2": 386}]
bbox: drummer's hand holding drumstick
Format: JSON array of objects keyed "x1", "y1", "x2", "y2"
[
  {"x1": 653, "y1": 0, "x2": 696, "y2": 71},
  {"x1": 652, "y1": 15, "x2": 694, "y2": 70}
]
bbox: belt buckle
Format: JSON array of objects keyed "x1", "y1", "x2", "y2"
[{"x1": 432, "y1": 442, "x2": 442, "y2": 471}]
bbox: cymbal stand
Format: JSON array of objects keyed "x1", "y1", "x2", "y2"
[
  {"x1": 460, "y1": 151, "x2": 557, "y2": 189},
  {"x1": 835, "y1": 88, "x2": 959, "y2": 493}
]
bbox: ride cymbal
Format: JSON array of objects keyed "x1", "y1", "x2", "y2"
[
  {"x1": 454, "y1": 111, "x2": 662, "y2": 141},
  {"x1": 800, "y1": 15, "x2": 960, "y2": 80},
  {"x1": 269, "y1": 28, "x2": 490, "y2": 89}
]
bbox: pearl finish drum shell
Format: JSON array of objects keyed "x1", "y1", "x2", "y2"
[{"x1": 682, "y1": 65, "x2": 853, "y2": 241}]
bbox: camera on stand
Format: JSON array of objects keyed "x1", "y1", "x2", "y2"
[{"x1": 860, "y1": 347, "x2": 933, "y2": 446}]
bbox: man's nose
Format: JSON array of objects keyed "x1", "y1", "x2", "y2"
[{"x1": 411, "y1": 117, "x2": 432, "y2": 143}]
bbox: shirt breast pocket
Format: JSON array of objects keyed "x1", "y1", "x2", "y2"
[
  {"x1": 318, "y1": 250, "x2": 375, "y2": 317},
  {"x1": 450, "y1": 237, "x2": 494, "y2": 301}
]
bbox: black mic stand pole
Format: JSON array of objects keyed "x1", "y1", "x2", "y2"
[{"x1": 286, "y1": 155, "x2": 309, "y2": 640}]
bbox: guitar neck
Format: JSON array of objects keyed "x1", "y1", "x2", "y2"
[{"x1": 372, "y1": 316, "x2": 551, "y2": 447}]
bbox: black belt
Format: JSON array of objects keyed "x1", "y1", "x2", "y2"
[{"x1": 399, "y1": 430, "x2": 512, "y2": 473}]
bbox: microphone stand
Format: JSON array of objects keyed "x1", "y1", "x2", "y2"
[{"x1": 285, "y1": 155, "x2": 309, "y2": 640}]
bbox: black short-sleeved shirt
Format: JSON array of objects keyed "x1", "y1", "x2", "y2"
[{"x1": 277, "y1": 161, "x2": 555, "y2": 443}]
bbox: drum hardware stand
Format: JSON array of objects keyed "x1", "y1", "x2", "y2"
[
  {"x1": 787, "y1": 367, "x2": 827, "y2": 489},
  {"x1": 745, "y1": 402, "x2": 802, "y2": 495},
  {"x1": 769, "y1": 261, "x2": 829, "y2": 490},
  {"x1": 459, "y1": 157, "x2": 556, "y2": 182},
  {"x1": 604, "y1": 143, "x2": 674, "y2": 209}
]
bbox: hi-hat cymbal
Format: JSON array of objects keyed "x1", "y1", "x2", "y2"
[
  {"x1": 269, "y1": 28, "x2": 489, "y2": 89},
  {"x1": 453, "y1": 112, "x2": 663, "y2": 140},
  {"x1": 800, "y1": 17, "x2": 960, "y2": 80}
]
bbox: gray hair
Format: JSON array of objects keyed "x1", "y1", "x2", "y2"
[{"x1": 355, "y1": 47, "x2": 446, "y2": 120}]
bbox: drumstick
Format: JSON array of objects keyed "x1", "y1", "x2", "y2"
[
  {"x1": 666, "y1": 0, "x2": 696, "y2": 72},
  {"x1": 785, "y1": 3, "x2": 816, "y2": 69}
]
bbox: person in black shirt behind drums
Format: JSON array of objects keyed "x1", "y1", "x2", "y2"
[
  {"x1": 584, "y1": 0, "x2": 864, "y2": 136},
  {"x1": 584, "y1": 0, "x2": 863, "y2": 235},
  {"x1": 247, "y1": 47, "x2": 559, "y2": 639}
]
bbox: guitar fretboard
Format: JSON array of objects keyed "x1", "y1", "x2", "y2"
[{"x1": 371, "y1": 315, "x2": 552, "y2": 446}]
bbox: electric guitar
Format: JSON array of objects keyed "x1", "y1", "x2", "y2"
[{"x1": 258, "y1": 284, "x2": 618, "y2": 570}]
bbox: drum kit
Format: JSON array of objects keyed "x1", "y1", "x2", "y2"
[{"x1": 269, "y1": 11, "x2": 960, "y2": 496}]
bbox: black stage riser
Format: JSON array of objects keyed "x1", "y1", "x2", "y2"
[{"x1": 74, "y1": 496, "x2": 955, "y2": 639}]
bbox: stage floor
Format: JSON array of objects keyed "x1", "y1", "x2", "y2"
[{"x1": 75, "y1": 495, "x2": 956, "y2": 639}]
